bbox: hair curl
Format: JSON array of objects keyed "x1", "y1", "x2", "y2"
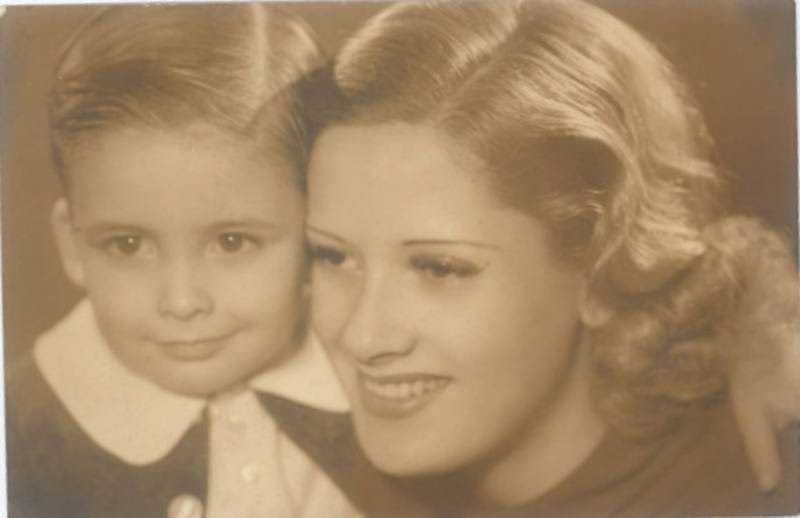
[
  {"x1": 326, "y1": 0, "x2": 798, "y2": 436},
  {"x1": 50, "y1": 3, "x2": 326, "y2": 191}
]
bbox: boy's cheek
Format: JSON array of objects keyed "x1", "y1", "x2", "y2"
[
  {"x1": 77, "y1": 240, "x2": 307, "y2": 327},
  {"x1": 222, "y1": 244, "x2": 307, "y2": 307},
  {"x1": 83, "y1": 269, "x2": 155, "y2": 325}
]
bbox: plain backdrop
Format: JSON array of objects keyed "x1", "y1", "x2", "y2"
[{"x1": 1, "y1": 0, "x2": 796, "y2": 361}]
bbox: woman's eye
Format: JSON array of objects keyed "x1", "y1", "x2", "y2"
[
  {"x1": 310, "y1": 245, "x2": 358, "y2": 271},
  {"x1": 215, "y1": 233, "x2": 257, "y2": 253},
  {"x1": 104, "y1": 235, "x2": 143, "y2": 256},
  {"x1": 410, "y1": 255, "x2": 482, "y2": 280}
]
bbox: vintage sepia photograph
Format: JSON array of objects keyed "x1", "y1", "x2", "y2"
[{"x1": 1, "y1": 1, "x2": 799, "y2": 517}]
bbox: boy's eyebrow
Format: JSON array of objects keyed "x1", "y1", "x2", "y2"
[
  {"x1": 402, "y1": 239, "x2": 502, "y2": 250},
  {"x1": 82, "y1": 219, "x2": 281, "y2": 236},
  {"x1": 82, "y1": 221, "x2": 149, "y2": 234},
  {"x1": 207, "y1": 219, "x2": 280, "y2": 231},
  {"x1": 306, "y1": 226, "x2": 346, "y2": 244}
]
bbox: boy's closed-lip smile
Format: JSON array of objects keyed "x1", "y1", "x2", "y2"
[{"x1": 154, "y1": 330, "x2": 240, "y2": 361}]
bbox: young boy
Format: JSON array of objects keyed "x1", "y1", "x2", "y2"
[{"x1": 4, "y1": 5, "x2": 425, "y2": 517}]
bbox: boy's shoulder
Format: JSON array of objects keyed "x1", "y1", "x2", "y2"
[
  {"x1": 5, "y1": 349, "x2": 209, "y2": 518},
  {"x1": 6, "y1": 349, "x2": 98, "y2": 516},
  {"x1": 6, "y1": 350, "x2": 46, "y2": 417},
  {"x1": 5, "y1": 350, "x2": 72, "y2": 455}
]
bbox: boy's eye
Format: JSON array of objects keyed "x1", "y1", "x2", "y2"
[
  {"x1": 105, "y1": 235, "x2": 143, "y2": 256},
  {"x1": 310, "y1": 245, "x2": 359, "y2": 271},
  {"x1": 214, "y1": 233, "x2": 258, "y2": 254},
  {"x1": 409, "y1": 255, "x2": 483, "y2": 280}
]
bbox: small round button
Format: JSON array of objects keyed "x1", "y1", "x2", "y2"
[
  {"x1": 241, "y1": 463, "x2": 261, "y2": 483},
  {"x1": 228, "y1": 412, "x2": 245, "y2": 427},
  {"x1": 167, "y1": 494, "x2": 203, "y2": 518}
]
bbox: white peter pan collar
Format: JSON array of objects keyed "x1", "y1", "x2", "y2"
[{"x1": 34, "y1": 299, "x2": 349, "y2": 466}]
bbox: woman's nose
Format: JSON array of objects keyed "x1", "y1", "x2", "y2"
[
  {"x1": 157, "y1": 257, "x2": 213, "y2": 321},
  {"x1": 340, "y1": 271, "x2": 416, "y2": 364}
]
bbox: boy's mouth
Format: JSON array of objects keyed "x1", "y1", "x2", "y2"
[{"x1": 154, "y1": 331, "x2": 237, "y2": 361}]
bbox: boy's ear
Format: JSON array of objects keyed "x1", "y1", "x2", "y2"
[
  {"x1": 578, "y1": 280, "x2": 613, "y2": 328},
  {"x1": 50, "y1": 198, "x2": 86, "y2": 288}
]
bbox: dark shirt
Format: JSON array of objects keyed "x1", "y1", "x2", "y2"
[
  {"x1": 5, "y1": 352, "x2": 427, "y2": 518},
  {"x1": 421, "y1": 404, "x2": 800, "y2": 518},
  {"x1": 8, "y1": 349, "x2": 798, "y2": 517}
]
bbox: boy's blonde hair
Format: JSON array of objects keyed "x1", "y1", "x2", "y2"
[{"x1": 50, "y1": 3, "x2": 325, "y2": 191}]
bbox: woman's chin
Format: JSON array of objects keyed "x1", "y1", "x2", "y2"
[
  {"x1": 352, "y1": 419, "x2": 470, "y2": 478},
  {"x1": 362, "y1": 446, "x2": 454, "y2": 478}
]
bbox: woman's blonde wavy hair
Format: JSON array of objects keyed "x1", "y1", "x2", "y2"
[{"x1": 325, "y1": 0, "x2": 798, "y2": 436}]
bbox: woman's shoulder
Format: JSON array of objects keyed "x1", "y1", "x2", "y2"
[
  {"x1": 615, "y1": 402, "x2": 799, "y2": 517},
  {"x1": 506, "y1": 402, "x2": 798, "y2": 518}
]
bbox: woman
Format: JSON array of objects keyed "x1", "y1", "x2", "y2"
[{"x1": 304, "y1": 0, "x2": 800, "y2": 515}]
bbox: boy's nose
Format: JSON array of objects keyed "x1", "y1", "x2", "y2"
[{"x1": 157, "y1": 260, "x2": 213, "y2": 320}]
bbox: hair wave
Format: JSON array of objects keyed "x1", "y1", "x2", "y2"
[{"x1": 327, "y1": 0, "x2": 798, "y2": 436}]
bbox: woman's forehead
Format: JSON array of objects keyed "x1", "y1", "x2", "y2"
[
  {"x1": 308, "y1": 123, "x2": 490, "y2": 209},
  {"x1": 307, "y1": 123, "x2": 555, "y2": 252}
]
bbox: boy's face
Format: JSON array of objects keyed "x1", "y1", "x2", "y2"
[{"x1": 52, "y1": 126, "x2": 307, "y2": 396}]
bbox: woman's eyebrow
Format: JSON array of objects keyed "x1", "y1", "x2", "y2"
[
  {"x1": 402, "y1": 239, "x2": 502, "y2": 250},
  {"x1": 306, "y1": 226, "x2": 347, "y2": 244}
]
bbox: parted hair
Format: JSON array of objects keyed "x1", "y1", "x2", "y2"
[
  {"x1": 49, "y1": 3, "x2": 325, "y2": 190},
  {"x1": 327, "y1": 0, "x2": 798, "y2": 435}
]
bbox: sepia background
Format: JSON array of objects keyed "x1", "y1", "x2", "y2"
[{"x1": 1, "y1": 0, "x2": 796, "y2": 361}]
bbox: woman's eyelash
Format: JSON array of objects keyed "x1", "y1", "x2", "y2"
[
  {"x1": 409, "y1": 255, "x2": 483, "y2": 279},
  {"x1": 310, "y1": 245, "x2": 347, "y2": 266}
]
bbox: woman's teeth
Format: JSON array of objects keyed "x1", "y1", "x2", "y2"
[{"x1": 363, "y1": 378, "x2": 449, "y2": 400}]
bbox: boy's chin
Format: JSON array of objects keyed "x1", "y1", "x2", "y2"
[
  {"x1": 151, "y1": 371, "x2": 250, "y2": 398},
  {"x1": 139, "y1": 360, "x2": 270, "y2": 398},
  {"x1": 111, "y1": 336, "x2": 298, "y2": 397}
]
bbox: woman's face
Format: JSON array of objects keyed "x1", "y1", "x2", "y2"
[{"x1": 307, "y1": 123, "x2": 588, "y2": 477}]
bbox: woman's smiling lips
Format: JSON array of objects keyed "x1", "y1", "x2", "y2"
[
  {"x1": 357, "y1": 371, "x2": 452, "y2": 419},
  {"x1": 154, "y1": 331, "x2": 238, "y2": 361}
]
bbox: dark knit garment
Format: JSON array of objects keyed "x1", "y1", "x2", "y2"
[
  {"x1": 411, "y1": 404, "x2": 800, "y2": 518},
  {"x1": 8, "y1": 349, "x2": 799, "y2": 517},
  {"x1": 5, "y1": 352, "x2": 428, "y2": 518}
]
